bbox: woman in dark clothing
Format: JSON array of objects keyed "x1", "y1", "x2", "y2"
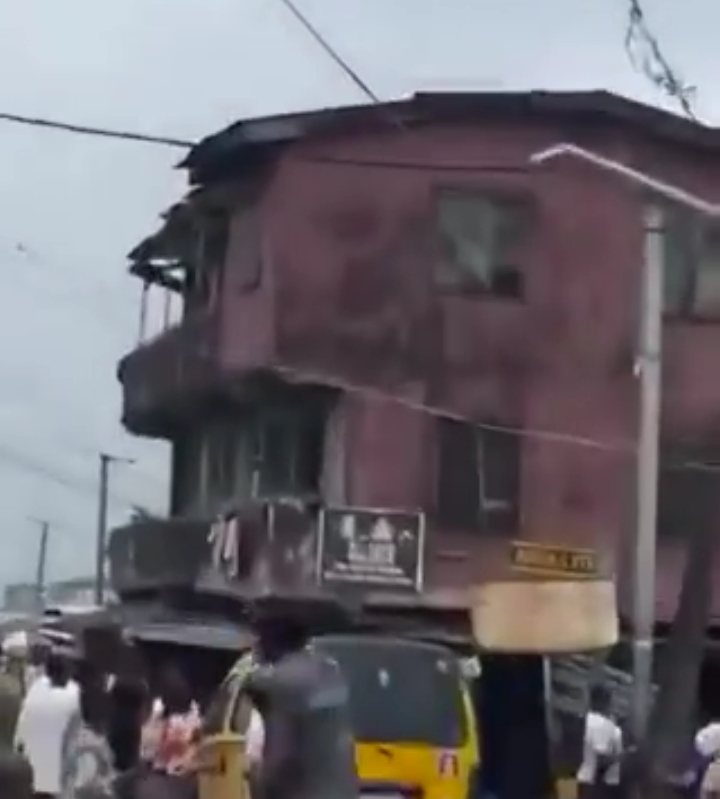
[
  {"x1": 108, "y1": 676, "x2": 147, "y2": 773},
  {"x1": 61, "y1": 676, "x2": 115, "y2": 799}
]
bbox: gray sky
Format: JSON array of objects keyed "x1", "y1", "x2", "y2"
[{"x1": 0, "y1": 0, "x2": 713, "y2": 586}]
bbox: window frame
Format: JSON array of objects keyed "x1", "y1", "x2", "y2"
[
  {"x1": 435, "y1": 418, "x2": 521, "y2": 533},
  {"x1": 663, "y1": 213, "x2": 720, "y2": 322},
  {"x1": 251, "y1": 405, "x2": 326, "y2": 500},
  {"x1": 432, "y1": 185, "x2": 531, "y2": 300}
]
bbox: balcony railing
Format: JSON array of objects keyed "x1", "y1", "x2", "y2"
[
  {"x1": 108, "y1": 503, "x2": 433, "y2": 611},
  {"x1": 119, "y1": 310, "x2": 220, "y2": 434},
  {"x1": 108, "y1": 517, "x2": 211, "y2": 595},
  {"x1": 107, "y1": 502, "x2": 320, "y2": 601}
]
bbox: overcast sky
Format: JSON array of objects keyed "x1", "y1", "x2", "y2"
[{"x1": 0, "y1": 0, "x2": 714, "y2": 587}]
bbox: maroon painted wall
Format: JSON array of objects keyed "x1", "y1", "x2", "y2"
[{"x1": 219, "y1": 119, "x2": 720, "y2": 620}]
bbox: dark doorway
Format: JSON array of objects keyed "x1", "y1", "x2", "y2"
[{"x1": 474, "y1": 654, "x2": 553, "y2": 799}]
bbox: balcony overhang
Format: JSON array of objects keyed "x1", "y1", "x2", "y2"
[
  {"x1": 118, "y1": 311, "x2": 221, "y2": 437},
  {"x1": 108, "y1": 503, "x2": 448, "y2": 620}
]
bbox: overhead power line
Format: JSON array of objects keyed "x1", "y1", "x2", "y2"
[
  {"x1": 274, "y1": 363, "x2": 720, "y2": 477},
  {"x1": 0, "y1": 440, "x2": 140, "y2": 508},
  {"x1": 0, "y1": 6, "x2": 384, "y2": 150},
  {"x1": 0, "y1": 111, "x2": 194, "y2": 149},
  {"x1": 276, "y1": 0, "x2": 382, "y2": 105}
]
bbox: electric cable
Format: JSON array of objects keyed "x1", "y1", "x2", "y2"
[
  {"x1": 0, "y1": 111, "x2": 193, "y2": 149},
  {"x1": 275, "y1": 0, "x2": 382, "y2": 105},
  {"x1": 0, "y1": 440, "x2": 138, "y2": 506},
  {"x1": 274, "y1": 363, "x2": 720, "y2": 476}
]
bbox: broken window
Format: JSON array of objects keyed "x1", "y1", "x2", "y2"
[
  {"x1": 663, "y1": 212, "x2": 720, "y2": 318},
  {"x1": 436, "y1": 418, "x2": 520, "y2": 532},
  {"x1": 435, "y1": 190, "x2": 528, "y2": 298}
]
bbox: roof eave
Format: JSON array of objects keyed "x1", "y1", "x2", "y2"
[{"x1": 180, "y1": 90, "x2": 720, "y2": 185}]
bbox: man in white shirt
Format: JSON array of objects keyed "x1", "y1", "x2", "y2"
[
  {"x1": 246, "y1": 707, "x2": 265, "y2": 765},
  {"x1": 577, "y1": 684, "x2": 623, "y2": 799},
  {"x1": 14, "y1": 652, "x2": 79, "y2": 798},
  {"x1": 696, "y1": 719, "x2": 720, "y2": 797}
]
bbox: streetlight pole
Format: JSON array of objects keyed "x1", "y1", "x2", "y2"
[
  {"x1": 529, "y1": 142, "x2": 720, "y2": 742},
  {"x1": 95, "y1": 452, "x2": 134, "y2": 605}
]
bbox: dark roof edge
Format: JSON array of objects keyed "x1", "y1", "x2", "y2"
[{"x1": 180, "y1": 90, "x2": 720, "y2": 181}]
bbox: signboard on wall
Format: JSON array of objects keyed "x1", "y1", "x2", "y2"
[
  {"x1": 317, "y1": 508, "x2": 424, "y2": 592},
  {"x1": 510, "y1": 540, "x2": 600, "y2": 579}
]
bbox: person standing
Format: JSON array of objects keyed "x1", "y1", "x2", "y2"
[
  {"x1": 576, "y1": 684, "x2": 623, "y2": 799},
  {"x1": 60, "y1": 677, "x2": 115, "y2": 799},
  {"x1": 244, "y1": 606, "x2": 358, "y2": 799},
  {"x1": 0, "y1": 640, "x2": 33, "y2": 799},
  {"x1": 15, "y1": 651, "x2": 80, "y2": 799},
  {"x1": 136, "y1": 666, "x2": 200, "y2": 799},
  {"x1": 695, "y1": 716, "x2": 720, "y2": 798}
]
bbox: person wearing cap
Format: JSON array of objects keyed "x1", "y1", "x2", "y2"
[{"x1": 243, "y1": 606, "x2": 358, "y2": 799}]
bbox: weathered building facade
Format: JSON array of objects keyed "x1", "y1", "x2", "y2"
[{"x1": 110, "y1": 91, "x2": 720, "y2": 635}]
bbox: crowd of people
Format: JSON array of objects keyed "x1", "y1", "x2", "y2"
[
  {"x1": 0, "y1": 607, "x2": 360, "y2": 799},
  {"x1": 0, "y1": 629, "x2": 212, "y2": 799}
]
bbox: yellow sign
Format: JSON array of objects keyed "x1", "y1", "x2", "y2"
[{"x1": 510, "y1": 540, "x2": 599, "y2": 579}]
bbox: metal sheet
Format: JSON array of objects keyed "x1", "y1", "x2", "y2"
[{"x1": 127, "y1": 621, "x2": 252, "y2": 651}]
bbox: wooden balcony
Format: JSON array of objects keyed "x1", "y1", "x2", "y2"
[
  {"x1": 118, "y1": 310, "x2": 221, "y2": 437},
  {"x1": 107, "y1": 502, "x2": 320, "y2": 602}
]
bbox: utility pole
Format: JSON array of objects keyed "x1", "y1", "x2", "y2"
[
  {"x1": 631, "y1": 204, "x2": 664, "y2": 742},
  {"x1": 95, "y1": 452, "x2": 134, "y2": 605},
  {"x1": 29, "y1": 517, "x2": 50, "y2": 612}
]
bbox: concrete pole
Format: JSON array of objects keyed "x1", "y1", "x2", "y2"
[
  {"x1": 94, "y1": 453, "x2": 134, "y2": 604},
  {"x1": 630, "y1": 204, "x2": 665, "y2": 742}
]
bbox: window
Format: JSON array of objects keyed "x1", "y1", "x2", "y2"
[
  {"x1": 314, "y1": 638, "x2": 466, "y2": 747},
  {"x1": 183, "y1": 215, "x2": 230, "y2": 316},
  {"x1": 229, "y1": 208, "x2": 262, "y2": 292},
  {"x1": 436, "y1": 190, "x2": 528, "y2": 297},
  {"x1": 203, "y1": 214, "x2": 230, "y2": 271},
  {"x1": 205, "y1": 422, "x2": 243, "y2": 507},
  {"x1": 436, "y1": 419, "x2": 520, "y2": 531},
  {"x1": 170, "y1": 401, "x2": 327, "y2": 517},
  {"x1": 171, "y1": 431, "x2": 205, "y2": 515},
  {"x1": 664, "y1": 213, "x2": 720, "y2": 318},
  {"x1": 251, "y1": 408, "x2": 325, "y2": 498},
  {"x1": 657, "y1": 445, "x2": 718, "y2": 539}
]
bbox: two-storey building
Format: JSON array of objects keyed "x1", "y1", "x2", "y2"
[{"x1": 109, "y1": 90, "x2": 720, "y2": 645}]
